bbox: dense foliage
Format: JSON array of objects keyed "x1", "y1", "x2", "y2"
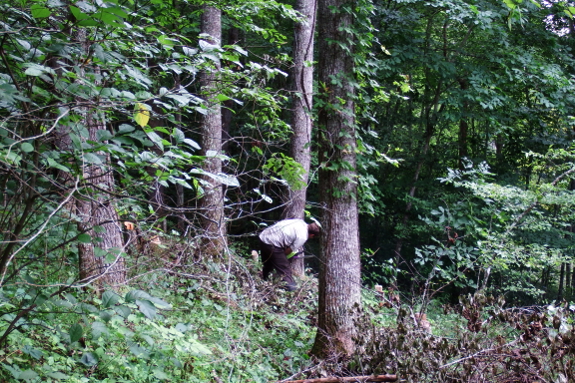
[{"x1": 2, "y1": 0, "x2": 575, "y2": 381}]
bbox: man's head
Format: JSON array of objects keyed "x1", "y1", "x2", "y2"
[{"x1": 307, "y1": 222, "x2": 321, "y2": 238}]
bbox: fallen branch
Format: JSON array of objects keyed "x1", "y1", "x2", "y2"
[{"x1": 282, "y1": 375, "x2": 398, "y2": 383}]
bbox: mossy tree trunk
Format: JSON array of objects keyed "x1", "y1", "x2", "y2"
[{"x1": 311, "y1": 0, "x2": 361, "y2": 359}]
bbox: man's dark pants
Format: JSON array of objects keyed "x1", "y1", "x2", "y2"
[{"x1": 260, "y1": 240, "x2": 296, "y2": 290}]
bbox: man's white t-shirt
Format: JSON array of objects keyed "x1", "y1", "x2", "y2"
[{"x1": 259, "y1": 219, "x2": 308, "y2": 252}]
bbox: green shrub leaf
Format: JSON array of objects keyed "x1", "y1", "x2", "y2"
[
  {"x1": 125, "y1": 290, "x2": 151, "y2": 303},
  {"x1": 18, "y1": 370, "x2": 38, "y2": 382},
  {"x1": 136, "y1": 299, "x2": 156, "y2": 319},
  {"x1": 46, "y1": 372, "x2": 69, "y2": 380},
  {"x1": 69, "y1": 323, "x2": 83, "y2": 343},
  {"x1": 91, "y1": 321, "x2": 109, "y2": 339},
  {"x1": 79, "y1": 352, "x2": 98, "y2": 366},
  {"x1": 77, "y1": 234, "x2": 91, "y2": 243},
  {"x1": 102, "y1": 291, "x2": 120, "y2": 308}
]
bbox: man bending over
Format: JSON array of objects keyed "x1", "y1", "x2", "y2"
[{"x1": 258, "y1": 219, "x2": 321, "y2": 291}]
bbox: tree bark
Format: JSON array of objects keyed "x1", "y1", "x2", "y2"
[
  {"x1": 312, "y1": 0, "x2": 361, "y2": 359},
  {"x1": 566, "y1": 263, "x2": 571, "y2": 300},
  {"x1": 198, "y1": 5, "x2": 227, "y2": 258},
  {"x1": 458, "y1": 78, "x2": 469, "y2": 169},
  {"x1": 283, "y1": 0, "x2": 316, "y2": 278},
  {"x1": 69, "y1": 29, "x2": 126, "y2": 289},
  {"x1": 558, "y1": 262, "x2": 565, "y2": 301}
]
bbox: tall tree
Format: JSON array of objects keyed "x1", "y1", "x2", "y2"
[
  {"x1": 198, "y1": 5, "x2": 227, "y2": 257},
  {"x1": 312, "y1": 0, "x2": 362, "y2": 358},
  {"x1": 67, "y1": 29, "x2": 126, "y2": 289},
  {"x1": 283, "y1": 0, "x2": 317, "y2": 277}
]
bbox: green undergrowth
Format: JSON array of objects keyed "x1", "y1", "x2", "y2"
[
  {"x1": 3, "y1": 248, "x2": 575, "y2": 383},
  {"x1": 0, "y1": 253, "x2": 319, "y2": 383}
]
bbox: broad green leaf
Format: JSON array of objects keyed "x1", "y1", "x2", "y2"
[
  {"x1": 77, "y1": 233, "x2": 91, "y2": 243},
  {"x1": 31, "y1": 5, "x2": 51, "y2": 18},
  {"x1": 83, "y1": 152, "x2": 103, "y2": 164},
  {"x1": 79, "y1": 352, "x2": 98, "y2": 366},
  {"x1": 124, "y1": 289, "x2": 151, "y2": 303},
  {"x1": 153, "y1": 369, "x2": 169, "y2": 380},
  {"x1": 102, "y1": 290, "x2": 120, "y2": 308},
  {"x1": 96, "y1": 130, "x2": 113, "y2": 141},
  {"x1": 148, "y1": 296, "x2": 172, "y2": 309},
  {"x1": 114, "y1": 305, "x2": 131, "y2": 317},
  {"x1": 94, "y1": 247, "x2": 106, "y2": 258},
  {"x1": 69, "y1": 6, "x2": 90, "y2": 20},
  {"x1": 105, "y1": 249, "x2": 124, "y2": 263},
  {"x1": 503, "y1": 0, "x2": 516, "y2": 9},
  {"x1": 79, "y1": 303, "x2": 98, "y2": 313},
  {"x1": 118, "y1": 124, "x2": 135, "y2": 133},
  {"x1": 47, "y1": 157, "x2": 70, "y2": 173},
  {"x1": 157, "y1": 35, "x2": 176, "y2": 47},
  {"x1": 18, "y1": 370, "x2": 38, "y2": 382},
  {"x1": 199, "y1": 40, "x2": 219, "y2": 51},
  {"x1": 129, "y1": 344, "x2": 150, "y2": 359},
  {"x1": 22, "y1": 345, "x2": 43, "y2": 360},
  {"x1": 184, "y1": 138, "x2": 201, "y2": 150},
  {"x1": 24, "y1": 66, "x2": 45, "y2": 77},
  {"x1": 99, "y1": 310, "x2": 112, "y2": 323},
  {"x1": 94, "y1": 225, "x2": 106, "y2": 233},
  {"x1": 20, "y1": 143, "x2": 34, "y2": 152},
  {"x1": 69, "y1": 323, "x2": 83, "y2": 343},
  {"x1": 98, "y1": 11, "x2": 123, "y2": 27},
  {"x1": 216, "y1": 94, "x2": 231, "y2": 102},
  {"x1": 146, "y1": 131, "x2": 164, "y2": 151},
  {"x1": 134, "y1": 103, "x2": 150, "y2": 127},
  {"x1": 190, "y1": 169, "x2": 240, "y2": 187},
  {"x1": 173, "y1": 128, "x2": 185, "y2": 143},
  {"x1": 92, "y1": 321, "x2": 108, "y2": 339},
  {"x1": 78, "y1": 19, "x2": 98, "y2": 27},
  {"x1": 182, "y1": 47, "x2": 198, "y2": 56},
  {"x1": 136, "y1": 299, "x2": 156, "y2": 319},
  {"x1": 46, "y1": 372, "x2": 69, "y2": 380},
  {"x1": 188, "y1": 339, "x2": 212, "y2": 355},
  {"x1": 107, "y1": 6, "x2": 128, "y2": 18}
]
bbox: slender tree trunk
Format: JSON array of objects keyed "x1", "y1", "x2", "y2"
[
  {"x1": 311, "y1": 0, "x2": 361, "y2": 359},
  {"x1": 566, "y1": 263, "x2": 571, "y2": 300},
  {"x1": 71, "y1": 29, "x2": 126, "y2": 289},
  {"x1": 558, "y1": 262, "x2": 565, "y2": 301},
  {"x1": 198, "y1": 6, "x2": 227, "y2": 258},
  {"x1": 283, "y1": 0, "x2": 316, "y2": 278},
  {"x1": 458, "y1": 78, "x2": 469, "y2": 169}
]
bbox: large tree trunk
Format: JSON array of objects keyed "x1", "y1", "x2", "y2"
[
  {"x1": 283, "y1": 0, "x2": 317, "y2": 278},
  {"x1": 311, "y1": 0, "x2": 361, "y2": 359},
  {"x1": 198, "y1": 6, "x2": 227, "y2": 258}
]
